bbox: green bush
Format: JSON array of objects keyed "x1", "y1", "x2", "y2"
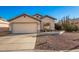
[
  {"x1": 58, "y1": 16, "x2": 79, "y2": 32},
  {"x1": 62, "y1": 24, "x2": 78, "y2": 32},
  {"x1": 55, "y1": 23, "x2": 79, "y2": 32}
]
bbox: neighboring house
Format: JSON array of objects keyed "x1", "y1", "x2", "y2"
[
  {"x1": 8, "y1": 14, "x2": 56, "y2": 33},
  {"x1": 69, "y1": 18, "x2": 79, "y2": 27},
  {"x1": 0, "y1": 17, "x2": 9, "y2": 32}
]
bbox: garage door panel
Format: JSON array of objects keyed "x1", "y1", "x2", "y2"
[{"x1": 12, "y1": 23, "x2": 37, "y2": 33}]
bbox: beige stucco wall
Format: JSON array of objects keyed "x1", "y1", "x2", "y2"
[
  {"x1": 10, "y1": 16, "x2": 39, "y2": 23},
  {"x1": 41, "y1": 17, "x2": 55, "y2": 30},
  {"x1": 0, "y1": 20, "x2": 9, "y2": 27},
  {"x1": 9, "y1": 16, "x2": 40, "y2": 33},
  {"x1": 0, "y1": 20, "x2": 9, "y2": 32}
]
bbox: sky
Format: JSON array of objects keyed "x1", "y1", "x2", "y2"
[{"x1": 0, "y1": 6, "x2": 79, "y2": 20}]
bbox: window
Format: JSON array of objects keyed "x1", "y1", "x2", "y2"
[
  {"x1": 43, "y1": 23, "x2": 51, "y2": 32},
  {"x1": 44, "y1": 23, "x2": 50, "y2": 26}
]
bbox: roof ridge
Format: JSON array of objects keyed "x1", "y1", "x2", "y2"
[
  {"x1": 8, "y1": 13, "x2": 41, "y2": 22},
  {"x1": 42, "y1": 15, "x2": 57, "y2": 20},
  {"x1": 33, "y1": 13, "x2": 43, "y2": 16}
]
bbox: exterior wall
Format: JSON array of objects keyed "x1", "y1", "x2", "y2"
[
  {"x1": 10, "y1": 15, "x2": 40, "y2": 33},
  {"x1": 0, "y1": 20, "x2": 9, "y2": 32},
  {"x1": 41, "y1": 17, "x2": 55, "y2": 30},
  {"x1": 0, "y1": 27, "x2": 9, "y2": 32},
  {"x1": 0, "y1": 23, "x2": 9, "y2": 27},
  {"x1": 10, "y1": 16, "x2": 39, "y2": 23},
  {"x1": 0, "y1": 23, "x2": 9, "y2": 32}
]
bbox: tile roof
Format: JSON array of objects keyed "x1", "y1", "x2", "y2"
[{"x1": 8, "y1": 14, "x2": 41, "y2": 22}]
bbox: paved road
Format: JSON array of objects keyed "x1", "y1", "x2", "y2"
[{"x1": 0, "y1": 34, "x2": 37, "y2": 51}]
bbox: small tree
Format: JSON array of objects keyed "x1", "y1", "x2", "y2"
[
  {"x1": 63, "y1": 24, "x2": 77, "y2": 32},
  {"x1": 58, "y1": 16, "x2": 79, "y2": 32}
]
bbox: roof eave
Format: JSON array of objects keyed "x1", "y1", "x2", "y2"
[
  {"x1": 42, "y1": 15, "x2": 57, "y2": 20},
  {"x1": 8, "y1": 14, "x2": 41, "y2": 22}
]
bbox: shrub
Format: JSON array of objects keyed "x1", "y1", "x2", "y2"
[
  {"x1": 62, "y1": 23, "x2": 79, "y2": 32},
  {"x1": 55, "y1": 23, "x2": 79, "y2": 32},
  {"x1": 58, "y1": 16, "x2": 79, "y2": 32},
  {"x1": 72, "y1": 25, "x2": 78, "y2": 32}
]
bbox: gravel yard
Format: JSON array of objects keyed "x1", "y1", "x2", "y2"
[{"x1": 35, "y1": 32, "x2": 79, "y2": 51}]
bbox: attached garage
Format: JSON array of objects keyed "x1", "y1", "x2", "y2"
[
  {"x1": 12, "y1": 23, "x2": 38, "y2": 33},
  {"x1": 9, "y1": 14, "x2": 41, "y2": 33}
]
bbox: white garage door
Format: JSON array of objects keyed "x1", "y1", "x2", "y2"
[{"x1": 12, "y1": 23, "x2": 38, "y2": 33}]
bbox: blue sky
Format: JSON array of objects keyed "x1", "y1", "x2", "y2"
[{"x1": 0, "y1": 6, "x2": 79, "y2": 20}]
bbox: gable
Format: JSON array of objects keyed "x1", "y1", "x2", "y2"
[
  {"x1": 9, "y1": 14, "x2": 40, "y2": 23},
  {"x1": 33, "y1": 14, "x2": 43, "y2": 20},
  {"x1": 41, "y1": 17, "x2": 55, "y2": 23}
]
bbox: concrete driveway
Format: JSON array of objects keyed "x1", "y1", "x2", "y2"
[{"x1": 0, "y1": 34, "x2": 37, "y2": 51}]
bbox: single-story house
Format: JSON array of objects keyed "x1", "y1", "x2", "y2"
[
  {"x1": 8, "y1": 14, "x2": 56, "y2": 33},
  {"x1": 0, "y1": 17, "x2": 9, "y2": 32}
]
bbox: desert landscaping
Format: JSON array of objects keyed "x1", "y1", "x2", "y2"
[
  {"x1": 35, "y1": 32, "x2": 79, "y2": 51},
  {"x1": 0, "y1": 32, "x2": 79, "y2": 52}
]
